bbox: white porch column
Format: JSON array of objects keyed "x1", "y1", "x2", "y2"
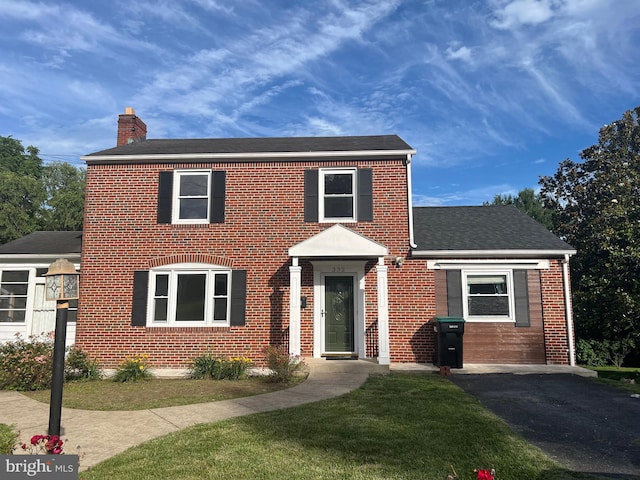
[
  {"x1": 289, "y1": 257, "x2": 302, "y2": 356},
  {"x1": 376, "y1": 257, "x2": 390, "y2": 365}
]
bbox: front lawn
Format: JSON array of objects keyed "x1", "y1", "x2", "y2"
[
  {"x1": 22, "y1": 376, "x2": 300, "y2": 410},
  {"x1": 589, "y1": 366, "x2": 640, "y2": 395},
  {"x1": 80, "y1": 373, "x2": 597, "y2": 480}
]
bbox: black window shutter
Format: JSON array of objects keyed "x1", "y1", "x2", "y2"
[
  {"x1": 157, "y1": 171, "x2": 173, "y2": 224},
  {"x1": 210, "y1": 170, "x2": 226, "y2": 223},
  {"x1": 131, "y1": 271, "x2": 149, "y2": 327},
  {"x1": 357, "y1": 168, "x2": 373, "y2": 221},
  {"x1": 230, "y1": 270, "x2": 247, "y2": 326},
  {"x1": 304, "y1": 169, "x2": 319, "y2": 222},
  {"x1": 446, "y1": 270, "x2": 463, "y2": 317},
  {"x1": 514, "y1": 269, "x2": 530, "y2": 327}
]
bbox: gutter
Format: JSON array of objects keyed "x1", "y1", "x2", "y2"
[
  {"x1": 562, "y1": 253, "x2": 576, "y2": 366},
  {"x1": 81, "y1": 149, "x2": 417, "y2": 164},
  {"x1": 405, "y1": 154, "x2": 417, "y2": 249},
  {"x1": 412, "y1": 249, "x2": 576, "y2": 258}
]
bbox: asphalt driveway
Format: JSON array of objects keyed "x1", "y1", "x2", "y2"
[{"x1": 450, "y1": 373, "x2": 640, "y2": 479}]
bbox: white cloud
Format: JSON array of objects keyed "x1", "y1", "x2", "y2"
[
  {"x1": 445, "y1": 45, "x2": 472, "y2": 62},
  {"x1": 491, "y1": 0, "x2": 557, "y2": 30}
]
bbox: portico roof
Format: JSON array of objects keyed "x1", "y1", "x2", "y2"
[{"x1": 289, "y1": 224, "x2": 388, "y2": 258}]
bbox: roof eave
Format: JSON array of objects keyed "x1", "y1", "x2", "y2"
[
  {"x1": 411, "y1": 249, "x2": 576, "y2": 259},
  {"x1": 81, "y1": 149, "x2": 417, "y2": 164}
]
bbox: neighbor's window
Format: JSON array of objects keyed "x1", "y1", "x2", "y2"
[
  {"x1": 0, "y1": 270, "x2": 29, "y2": 323},
  {"x1": 173, "y1": 170, "x2": 211, "y2": 223},
  {"x1": 320, "y1": 168, "x2": 356, "y2": 221},
  {"x1": 464, "y1": 272, "x2": 513, "y2": 320},
  {"x1": 149, "y1": 265, "x2": 230, "y2": 326}
]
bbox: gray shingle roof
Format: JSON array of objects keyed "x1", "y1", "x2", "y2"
[
  {"x1": 412, "y1": 206, "x2": 574, "y2": 254},
  {"x1": 0, "y1": 231, "x2": 82, "y2": 255},
  {"x1": 85, "y1": 135, "x2": 414, "y2": 158}
]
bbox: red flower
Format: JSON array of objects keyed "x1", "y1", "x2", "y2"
[{"x1": 476, "y1": 469, "x2": 494, "y2": 480}]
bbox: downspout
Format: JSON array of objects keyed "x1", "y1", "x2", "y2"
[
  {"x1": 562, "y1": 254, "x2": 576, "y2": 366},
  {"x1": 405, "y1": 154, "x2": 417, "y2": 249}
]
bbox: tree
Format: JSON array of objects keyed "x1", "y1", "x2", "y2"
[
  {"x1": 41, "y1": 161, "x2": 85, "y2": 231},
  {"x1": 0, "y1": 136, "x2": 43, "y2": 177},
  {"x1": 484, "y1": 188, "x2": 552, "y2": 229},
  {"x1": 0, "y1": 136, "x2": 85, "y2": 243},
  {"x1": 0, "y1": 137, "x2": 46, "y2": 243},
  {"x1": 0, "y1": 172, "x2": 45, "y2": 243},
  {"x1": 540, "y1": 106, "x2": 640, "y2": 366}
]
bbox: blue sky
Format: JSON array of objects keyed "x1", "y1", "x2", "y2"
[{"x1": 1, "y1": 0, "x2": 639, "y2": 205}]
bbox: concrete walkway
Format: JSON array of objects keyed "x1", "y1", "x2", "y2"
[
  {"x1": 0, "y1": 359, "x2": 378, "y2": 470},
  {"x1": 0, "y1": 361, "x2": 594, "y2": 471}
]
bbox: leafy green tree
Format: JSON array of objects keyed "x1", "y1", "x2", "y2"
[
  {"x1": 0, "y1": 136, "x2": 85, "y2": 243},
  {"x1": 540, "y1": 106, "x2": 640, "y2": 366},
  {"x1": 0, "y1": 137, "x2": 46, "y2": 243},
  {"x1": 484, "y1": 188, "x2": 552, "y2": 229},
  {"x1": 0, "y1": 172, "x2": 45, "y2": 243},
  {"x1": 41, "y1": 161, "x2": 85, "y2": 231},
  {"x1": 0, "y1": 136, "x2": 43, "y2": 177}
]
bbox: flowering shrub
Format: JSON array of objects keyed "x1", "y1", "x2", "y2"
[
  {"x1": 475, "y1": 469, "x2": 495, "y2": 480},
  {"x1": 189, "y1": 351, "x2": 252, "y2": 380},
  {"x1": 19, "y1": 434, "x2": 65, "y2": 455},
  {"x1": 0, "y1": 334, "x2": 54, "y2": 391},
  {"x1": 113, "y1": 354, "x2": 153, "y2": 382},
  {"x1": 448, "y1": 466, "x2": 495, "y2": 480},
  {"x1": 263, "y1": 345, "x2": 305, "y2": 383},
  {"x1": 65, "y1": 345, "x2": 101, "y2": 381}
]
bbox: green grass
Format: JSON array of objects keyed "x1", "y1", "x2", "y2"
[
  {"x1": 588, "y1": 366, "x2": 640, "y2": 395},
  {"x1": 22, "y1": 376, "x2": 303, "y2": 410},
  {"x1": 80, "y1": 373, "x2": 598, "y2": 480}
]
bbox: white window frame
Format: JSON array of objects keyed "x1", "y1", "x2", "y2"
[
  {"x1": 462, "y1": 270, "x2": 515, "y2": 323},
  {"x1": 172, "y1": 170, "x2": 211, "y2": 224},
  {"x1": 0, "y1": 269, "x2": 30, "y2": 324},
  {"x1": 319, "y1": 168, "x2": 357, "y2": 222},
  {"x1": 147, "y1": 263, "x2": 231, "y2": 327}
]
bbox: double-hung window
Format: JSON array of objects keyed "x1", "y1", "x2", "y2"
[
  {"x1": 0, "y1": 270, "x2": 29, "y2": 323},
  {"x1": 173, "y1": 170, "x2": 211, "y2": 223},
  {"x1": 463, "y1": 271, "x2": 514, "y2": 321},
  {"x1": 320, "y1": 168, "x2": 356, "y2": 221},
  {"x1": 149, "y1": 264, "x2": 231, "y2": 326}
]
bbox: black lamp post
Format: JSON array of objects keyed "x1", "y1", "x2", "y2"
[{"x1": 44, "y1": 258, "x2": 79, "y2": 436}]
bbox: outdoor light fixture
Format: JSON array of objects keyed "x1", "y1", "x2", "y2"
[
  {"x1": 45, "y1": 258, "x2": 79, "y2": 301},
  {"x1": 44, "y1": 258, "x2": 79, "y2": 436}
]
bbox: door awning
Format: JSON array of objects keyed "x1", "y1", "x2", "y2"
[{"x1": 289, "y1": 224, "x2": 388, "y2": 258}]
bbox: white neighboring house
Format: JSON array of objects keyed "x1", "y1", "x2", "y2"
[{"x1": 0, "y1": 231, "x2": 81, "y2": 346}]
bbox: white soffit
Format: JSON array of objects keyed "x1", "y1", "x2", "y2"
[{"x1": 289, "y1": 224, "x2": 388, "y2": 258}]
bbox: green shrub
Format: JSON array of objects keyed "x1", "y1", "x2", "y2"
[
  {"x1": 0, "y1": 423, "x2": 18, "y2": 454},
  {"x1": 189, "y1": 351, "x2": 252, "y2": 380},
  {"x1": 65, "y1": 345, "x2": 102, "y2": 381},
  {"x1": 263, "y1": 345, "x2": 305, "y2": 383},
  {"x1": 0, "y1": 334, "x2": 53, "y2": 391},
  {"x1": 113, "y1": 354, "x2": 153, "y2": 382}
]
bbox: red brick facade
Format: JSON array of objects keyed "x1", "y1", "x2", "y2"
[
  {"x1": 77, "y1": 124, "x2": 574, "y2": 369},
  {"x1": 77, "y1": 159, "x2": 419, "y2": 368}
]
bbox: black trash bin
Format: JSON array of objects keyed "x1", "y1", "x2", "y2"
[{"x1": 434, "y1": 316, "x2": 465, "y2": 368}]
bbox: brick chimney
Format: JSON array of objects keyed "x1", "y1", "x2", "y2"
[{"x1": 117, "y1": 107, "x2": 147, "y2": 146}]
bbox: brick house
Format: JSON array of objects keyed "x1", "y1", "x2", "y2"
[{"x1": 75, "y1": 108, "x2": 576, "y2": 370}]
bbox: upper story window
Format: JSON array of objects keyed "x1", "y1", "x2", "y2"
[
  {"x1": 173, "y1": 170, "x2": 211, "y2": 223},
  {"x1": 0, "y1": 270, "x2": 29, "y2": 323},
  {"x1": 304, "y1": 167, "x2": 373, "y2": 223},
  {"x1": 320, "y1": 168, "x2": 356, "y2": 221},
  {"x1": 157, "y1": 170, "x2": 226, "y2": 225},
  {"x1": 148, "y1": 264, "x2": 231, "y2": 327},
  {"x1": 463, "y1": 271, "x2": 514, "y2": 321}
]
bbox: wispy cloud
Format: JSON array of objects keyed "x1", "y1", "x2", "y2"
[{"x1": 0, "y1": 0, "x2": 638, "y2": 204}]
